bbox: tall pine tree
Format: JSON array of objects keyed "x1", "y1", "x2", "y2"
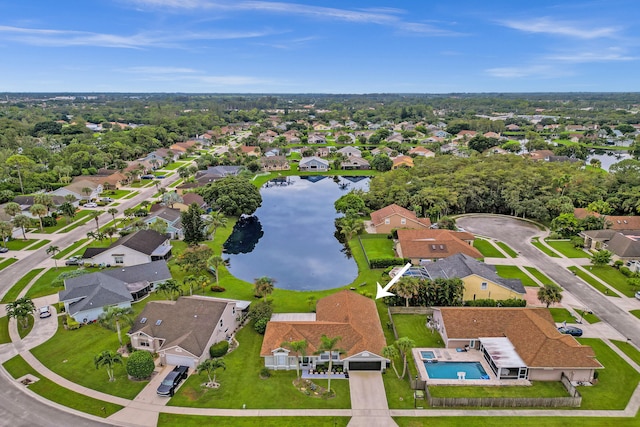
[{"x1": 181, "y1": 203, "x2": 206, "y2": 245}]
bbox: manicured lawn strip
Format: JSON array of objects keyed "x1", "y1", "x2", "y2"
[
  {"x1": 6, "y1": 239, "x2": 38, "y2": 250},
  {"x1": 53, "y1": 239, "x2": 88, "y2": 259},
  {"x1": 611, "y1": 340, "x2": 640, "y2": 367},
  {"x1": 569, "y1": 267, "x2": 619, "y2": 297},
  {"x1": 25, "y1": 266, "x2": 79, "y2": 299},
  {"x1": 17, "y1": 315, "x2": 34, "y2": 339},
  {"x1": 428, "y1": 381, "x2": 568, "y2": 398},
  {"x1": 30, "y1": 318, "x2": 148, "y2": 399},
  {"x1": 631, "y1": 310, "x2": 640, "y2": 320},
  {"x1": 2, "y1": 355, "x2": 123, "y2": 417},
  {"x1": 545, "y1": 240, "x2": 589, "y2": 258},
  {"x1": 57, "y1": 216, "x2": 93, "y2": 233},
  {"x1": 168, "y1": 178, "x2": 183, "y2": 188},
  {"x1": 495, "y1": 241, "x2": 518, "y2": 257},
  {"x1": 123, "y1": 191, "x2": 140, "y2": 199},
  {"x1": 0, "y1": 316, "x2": 10, "y2": 344},
  {"x1": 524, "y1": 266, "x2": 553, "y2": 285},
  {"x1": 549, "y1": 308, "x2": 576, "y2": 324},
  {"x1": 394, "y1": 416, "x2": 640, "y2": 427},
  {"x1": 473, "y1": 238, "x2": 505, "y2": 258},
  {"x1": 168, "y1": 326, "x2": 351, "y2": 409},
  {"x1": 358, "y1": 234, "x2": 395, "y2": 259},
  {"x1": 102, "y1": 189, "x2": 131, "y2": 199},
  {"x1": 161, "y1": 162, "x2": 187, "y2": 170},
  {"x1": 0, "y1": 257, "x2": 18, "y2": 270},
  {"x1": 1, "y1": 268, "x2": 44, "y2": 303},
  {"x1": 158, "y1": 415, "x2": 351, "y2": 427},
  {"x1": 575, "y1": 308, "x2": 601, "y2": 324},
  {"x1": 587, "y1": 266, "x2": 636, "y2": 297},
  {"x1": 576, "y1": 338, "x2": 640, "y2": 409},
  {"x1": 494, "y1": 265, "x2": 538, "y2": 287},
  {"x1": 41, "y1": 218, "x2": 76, "y2": 233},
  {"x1": 531, "y1": 237, "x2": 560, "y2": 257},
  {"x1": 128, "y1": 179, "x2": 153, "y2": 188},
  {"x1": 25, "y1": 239, "x2": 50, "y2": 250}
]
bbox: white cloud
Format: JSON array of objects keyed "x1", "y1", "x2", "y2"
[
  {"x1": 500, "y1": 17, "x2": 619, "y2": 39},
  {"x1": 124, "y1": 66, "x2": 200, "y2": 74},
  {"x1": 546, "y1": 51, "x2": 637, "y2": 63},
  {"x1": 485, "y1": 64, "x2": 572, "y2": 79}
]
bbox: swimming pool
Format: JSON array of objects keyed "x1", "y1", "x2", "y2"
[
  {"x1": 424, "y1": 361, "x2": 489, "y2": 380},
  {"x1": 420, "y1": 351, "x2": 436, "y2": 360}
]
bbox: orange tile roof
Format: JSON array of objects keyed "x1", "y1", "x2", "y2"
[
  {"x1": 260, "y1": 290, "x2": 386, "y2": 358},
  {"x1": 574, "y1": 208, "x2": 640, "y2": 230},
  {"x1": 370, "y1": 204, "x2": 431, "y2": 228},
  {"x1": 438, "y1": 307, "x2": 602, "y2": 369},
  {"x1": 397, "y1": 229, "x2": 481, "y2": 259}
]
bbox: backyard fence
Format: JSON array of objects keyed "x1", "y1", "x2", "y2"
[{"x1": 388, "y1": 307, "x2": 433, "y2": 315}]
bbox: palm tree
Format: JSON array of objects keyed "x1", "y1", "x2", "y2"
[
  {"x1": 393, "y1": 276, "x2": 420, "y2": 307},
  {"x1": 382, "y1": 345, "x2": 401, "y2": 379},
  {"x1": 94, "y1": 350, "x2": 123, "y2": 382},
  {"x1": 197, "y1": 358, "x2": 226, "y2": 387},
  {"x1": 281, "y1": 339, "x2": 307, "y2": 379},
  {"x1": 104, "y1": 226, "x2": 118, "y2": 243},
  {"x1": 205, "y1": 210, "x2": 228, "y2": 239},
  {"x1": 395, "y1": 336, "x2": 416, "y2": 379},
  {"x1": 4, "y1": 202, "x2": 21, "y2": 218},
  {"x1": 107, "y1": 207, "x2": 118, "y2": 225},
  {"x1": 315, "y1": 335, "x2": 343, "y2": 393},
  {"x1": 537, "y1": 283, "x2": 563, "y2": 308},
  {"x1": 12, "y1": 214, "x2": 30, "y2": 240},
  {"x1": 46, "y1": 245, "x2": 60, "y2": 269},
  {"x1": 34, "y1": 193, "x2": 54, "y2": 214},
  {"x1": 98, "y1": 306, "x2": 134, "y2": 348},
  {"x1": 29, "y1": 203, "x2": 47, "y2": 232},
  {"x1": 6, "y1": 297, "x2": 36, "y2": 330},
  {"x1": 86, "y1": 230, "x2": 98, "y2": 241},
  {"x1": 254, "y1": 276, "x2": 276, "y2": 302},
  {"x1": 339, "y1": 218, "x2": 364, "y2": 241},
  {"x1": 156, "y1": 279, "x2": 181, "y2": 300},
  {"x1": 207, "y1": 255, "x2": 229, "y2": 286},
  {"x1": 82, "y1": 187, "x2": 93, "y2": 199},
  {"x1": 88, "y1": 210, "x2": 103, "y2": 232},
  {"x1": 183, "y1": 275, "x2": 198, "y2": 296},
  {"x1": 0, "y1": 221, "x2": 13, "y2": 249}
]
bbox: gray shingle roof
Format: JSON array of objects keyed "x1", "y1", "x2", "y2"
[{"x1": 59, "y1": 273, "x2": 133, "y2": 315}]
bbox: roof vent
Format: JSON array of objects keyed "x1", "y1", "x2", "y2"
[
  {"x1": 155, "y1": 319, "x2": 162, "y2": 326},
  {"x1": 140, "y1": 317, "x2": 147, "y2": 324}
]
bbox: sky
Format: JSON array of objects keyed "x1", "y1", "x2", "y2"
[{"x1": 0, "y1": 0, "x2": 638, "y2": 93}]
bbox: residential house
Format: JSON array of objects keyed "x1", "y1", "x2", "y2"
[
  {"x1": 264, "y1": 148, "x2": 281, "y2": 157},
  {"x1": 11, "y1": 195, "x2": 67, "y2": 218},
  {"x1": 71, "y1": 170, "x2": 127, "y2": 191},
  {"x1": 408, "y1": 146, "x2": 435, "y2": 157},
  {"x1": 371, "y1": 147, "x2": 394, "y2": 157},
  {"x1": 526, "y1": 150, "x2": 555, "y2": 161},
  {"x1": 386, "y1": 133, "x2": 404, "y2": 144},
  {"x1": 431, "y1": 130, "x2": 450, "y2": 138},
  {"x1": 82, "y1": 229, "x2": 172, "y2": 266},
  {"x1": 308, "y1": 133, "x2": 327, "y2": 144},
  {"x1": 337, "y1": 146, "x2": 362, "y2": 158},
  {"x1": 341, "y1": 157, "x2": 370, "y2": 170},
  {"x1": 456, "y1": 130, "x2": 477, "y2": 140},
  {"x1": 128, "y1": 296, "x2": 250, "y2": 368},
  {"x1": 59, "y1": 261, "x2": 171, "y2": 323},
  {"x1": 173, "y1": 192, "x2": 207, "y2": 212},
  {"x1": 505, "y1": 124, "x2": 521, "y2": 131},
  {"x1": 396, "y1": 229, "x2": 481, "y2": 263},
  {"x1": 52, "y1": 179, "x2": 101, "y2": 202},
  {"x1": 299, "y1": 156, "x2": 330, "y2": 172},
  {"x1": 432, "y1": 307, "x2": 602, "y2": 381},
  {"x1": 144, "y1": 207, "x2": 183, "y2": 239},
  {"x1": 369, "y1": 203, "x2": 431, "y2": 234},
  {"x1": 574, "y1": 208, "x2": 640, "y2": 231},
  {"x1": 261, "y1": 290, "x2": 388, "y2": 372},
  {"x1": 392, "y1": 156, "x2": 414, "y2": 169},
  {"x1": 315, "y1": 146, "x2": 331, "y2": 158},
  {"x1": 313, "y1": 123, "x2": 330, "y2": 131},
  {"x1": 483, "y1": 132, "x2": 501, "y2": 139},
  {"x1": 581, "y1": 230, "x2": 640, "y2": 262},
  {"x1": 261, "y1": 156, "x2": 290, "y2": 172},
  {"x1": 193, "y1": 165, "x2": 243, "y2": 186},
  {"x1": 485, "y1": 146, "x2": 509, "y2": 156},
  {"x1": 240, "y1": 146, "x2": 261, "y2": 157},
  {"x1": 169, "y1": 141, "x2": 197, "y2": 155}
]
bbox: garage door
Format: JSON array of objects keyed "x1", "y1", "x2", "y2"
[
  {"x1": 165, "y1": 354, "x2": 196, "y2": 369},
  {"x1": 348, "y1": 361, "x2": 382, "y2": 371}
]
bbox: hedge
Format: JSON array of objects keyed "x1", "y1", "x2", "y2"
[
  {"x1": 126, "y1": 351, "x2": 155, "y2": 380},
  {"x1": 368, "y1": 257, "x2": 411, "y2": 268},
  {"x1": 209, "y1": 340, "x2": 229, "y2": 358},
  {"x1": 464, "y1": 298, "x2": 527, "y2": 307}
]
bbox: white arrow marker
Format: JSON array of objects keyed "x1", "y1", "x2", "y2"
[{"x1": 375, "y1": 263, "x2": 412, "y2": 300}]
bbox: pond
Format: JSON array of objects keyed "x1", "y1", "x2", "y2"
[
  {"x1": 223, "y1": 175, "x2": 370, "y2": 291},
  {"x1": 586, "y1": 150, "x2": 632, "y2": 171}
]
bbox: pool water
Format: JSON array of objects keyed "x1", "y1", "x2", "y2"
[
  {"x1": 420, "y1": 351, "x2": 436, "y2": 360},
  {"x1": 424, "y1": 361, "x2": 489, "y2": 380}
]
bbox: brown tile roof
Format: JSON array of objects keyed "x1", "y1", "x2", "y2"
[
  {"x1": 438, "y1": 307, "x2": 602, "y2": 369},
  {"x1": 527, "y1": 150, "x2": 555, "y2": 161},
  {"x1": 260, "y1": 290, "x2": 386, "y2": 358},
  {"x1": 370, "y1": 204, "x2": 431, "y2": 228},
  {"x1": 181, "y1": 192, "x2": 205, "y2": 206},
  {"x1": 392, "y1": 155, "x2": 414, "y2": 168},
  {"x1": 397, "y1": 229, "x2": 481, "y2": 260},
  {"x1": 574, "y1": 208, "x2": 640, "y2": 230}
]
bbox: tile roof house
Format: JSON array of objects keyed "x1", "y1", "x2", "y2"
[
  {"x1": 240, "y1": 146, "x2": 261, "y2": 156},
  {"x1": 369, "y1": 203, "x2": 431, "y2": 234},
  {"x1": 261, "y1": 156, "x2": 290, "y2": 172},
  {"x1": 341, "y1": 156, "x2": 370, "y2": 170},
  {"x1": 143, "y1": 207, "x2": 183, "y2": 239},
  {"x1": 308, "y1": 133, "x2": 327, "y2": 144},
  {"x1": 59, "y1": 260, "x2": 171, "y2": 323},
  {"x1": 261, "y1": 290, "x2": 389, "y2": 372},
  {"x1": 299, "y1": 156, "x2": 330, "y2": 172},
  {"x1": 173, "y1": 192, "x2": 207, "y2": 212},
  {"x1": 128, "y1": 296, "x2": 250, "y2": 369},
  {"x1": 526, "y1": 150, "x2": 555, "y2": 161},
  {"x1": 574, "y1": 208, "x2": 640, "y2": 232},
  {"x1": 337, "y1": 146, "x2": 362, "y2": 157},
  {"x1": 432, "y1": 307, "x2": 602, "y2": 382},
  {"x1": 408, "y1": 146, "x2": 435, "y2": 157},
  {"x1": 371, "y1": 147, "x2": 394, "y2": 156},
  {"x1": 52, "y1": 180, "x2": 101, "y2": 202},
  {"x1": 82, "y1": 229, "x2": 172, "y2": 266},
  {"x1": 392, "y1": 155, "x2": 414, "y2": 169},
  {"x1": 582, "y1": 230, "x2": 640, "y2": 261},
  {"x1": 396, "y1": 229, "x2": 481, "y2": 263}
]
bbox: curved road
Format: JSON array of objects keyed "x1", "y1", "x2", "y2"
[{"x1": 458, "y1": 214, "x2": 640, "y2": 345}]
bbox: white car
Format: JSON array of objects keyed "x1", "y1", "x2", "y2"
[
  {"x1": 635, "y1": 291, "x2": 640, "y2": 300},
  {"x1": 39, "y1": 306, "x2": 52, "y2": 318},
  {"x1": 83, "y1": 202, "x2": 98, "y2": 208}
]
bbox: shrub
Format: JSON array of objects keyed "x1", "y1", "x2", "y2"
[
  {"x1": 613, "y1": 260, "x2": 624, "y2": 269},
  {"x1": 254, "y1": 318, "x2": 268, "y2": 334},
  {"x1": 248, "y1": 300, "x2": 273, "y2": 323},
  {"x1": 65, "y1": 315, "x2": 80, "y2": 330},
  {"x1": 368, "y1": 257, "x2": 410, "y2": 268},
  {"x1": 42, "y1": 215, "x2": 57, "y2": 227},
  {"x1": 209, "y1": 340, "x2": 229, "y2": 358},
  {"x1": 210, "y1": 285, "x2": 226, "y2": 292},
  {"x1": 260, "y1": 367, "x2": 271, "y2": 378},
  {"x1": 620, "y1": 266, "x2": 633, "y2": 277},
  {"x1": 570, "y1": 236, "x2": 585, "y2": 248},
  {"x1": 464, "y1": 298, "x2": 526, "y2": 307},
  {"x1": 126, "y1": 351, "x2": 155, "y2": 380}
]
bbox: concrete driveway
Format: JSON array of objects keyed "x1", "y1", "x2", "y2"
[{"x1": 347, "y1": 371, "x2": 397, "y2": 427}]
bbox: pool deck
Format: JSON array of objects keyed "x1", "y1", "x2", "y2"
[{"x1": 412, "y1": 347, "x2": 531, "y2": 386}]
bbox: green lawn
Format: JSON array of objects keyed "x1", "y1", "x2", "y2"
[
  {"x1": 168, "y1": 178, "x2": 183, "y2": 188},
  {"x1": 531, "y1": 237, "x2": 560, "y2": 257},
  {"x1": 358, "y1": 234, "x2": 395, "y2": 260},
  {"x1": 494, "y1": 265, "x2": 538, "y2": 287},
  {"x1": 576, "y1": 338, "x2": 640, "y2": 410},
  {"x1": 610, "y1": 339, "x2": 640, "y2": 367},
  {"x1": 1, "y1": 268, "x2": 44, "y2": 303},
  {"x1": 30, "y1": 317, "x2": 149, "y2": 399},
  {"x1": 101, "y1": 189, "x2": 132, "y2": 199},
  {"x1": 168, "y1": 325, "x2": 351, "y2": 409},
  {"x1": 524, "y1": 266, "x2": 554, "y2": 285},
  {"x1": 0, "y1": 257, "x2": 18, "y2": 271},
  {"x1": 495, "y1": 241, "x2": 518, "y2": 257},
  {"x1": 587, "y1": 266, "x2": 636, "y2": 297},
  {"x1": 25, "y1": 266, "x2": 80, "y2": 299},
  {"x1": 545, "y1": 240, "x2": 589, "y2": 258},
  {"x1": 123, "y1": 191, "x2": 140, "y2": 198},
  {"x1": 2, "y1": 355, "x2": 123, "y2": 417},
  {"x1": 428, "y1": 381, "x2": 568, "y2": 398},
  {"x1": 6, "y1": 239, "x2": 38, "y2": 250},
  {"x1": 394, "y1": 416, "x2": 640, "y2": 427},
  {"x1": 0, "y1": 316, "x2": 10, "y2": 344},
  {"x1": 161, "y1": 161, "x2": 188, "y2": 170},
  {"x1": 17, "y1": 315, "x2": 34, "y2": 339},
  {"x1": 631, "y1": 310, "x2": 640, "y2": 320},
  {"x1": 548, "y1": 308, "x2": 576, "y2": 323},
  {"x1": 569, "y1": 267, "x2": 620, "y2": 297},
  {"x1": 25, "y1": 239, "x2": 50, "y2": 250},
  {"x1": 473, "y1": 238, "x2": 505, "y2": 258},
  {"x1": 158, "y1": 415, "x2": 351, "y2": 427},
  {"x1": 53, "y1": 239, "x2": 89, "y2": 259}
]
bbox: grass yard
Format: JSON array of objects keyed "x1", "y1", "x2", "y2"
[
  {"x1": 53, "y1": 239, "x2": 88, "y2": 259},
  {"x1": 549, "y1": 308, "x2": 576, "y2": 323},
  {"x1": 545, "y1": 240, "x2": 589, "y2": 258},
  {"x1": 1, "y1": 268, "x2": 44, "y2": 303},
  {"x1": 25, "y1": 266, "x2": 81, "y2": 299},
  {"x1": 0, "y1": 316, "x2": 10, "y2": 344},
  {"x1": 494, "y1": 265, "x2": 538, "y2": 287},
  {"x1": 158, "y1": 415, "x2": 351, "y2": 427},
  {"x1": 394, "y1": 416, "x2": 640, "y2": 427},
  {"x1": 587, "y1": 266, "x2": 636, "y2": 297},
  {"x1": 6, "y1": 239, "x2": 38, "y2": 250},
  {"x1": 358, "y1": 234, "x2": 395, "y2": 260},
  {"x1": 524, "y1": 266, "x2": 554, "y2": 285},
  {"x1": 17, "y1": 315, "x2": 34, "y2": 339},
  {"x1": 168, "y1": 326, "x2": 351, "y2": 409},
  {"x1": 123, "y1": 191, "x2": 140, "y2": 199},
  {"x1": 569, "y1": 267, "x2": 619, "y2": 297},
  {"x1": 30, "y1": 318, "x2": 148, "y2": 399},
  {"x1": 428, "y1": 381, "x2": 568, "y2": 398},
  {"x1": 168, "y1": 178, "x2": 183, "y2": 188},
  {"x1": 576, "y1": 338, "x2": 640, "y2": 410},
  {"x1": 531, "y1": 237, "x2": 560, "y2": 257},
  {"x1": 473, "y1": 238, "x2": 505, "y2": 258},
  {"x1": 610, "y1": 340, "x2": 640, "y2": 367},
  {"x1": 24, "y1": 239, "x2": 50, "y2": 250},
  {"x1": 101, "y1": 189, "x2": 131, "y2": 199},
  {"x1": 631, "y1": 310, "x2": 640, "y2": 320},
  {"x1": 3, "y1": 355, "x2": 123, "y2": 417},
  {"x1": 495, "y1": 241, "x2": 518, "y2": 257},
  {"x1": 0, "y1": 257, "x2": 18, "y2": 271},
  {"x1": 161, "y1": 161, "x2": 187, "y2": 170}
]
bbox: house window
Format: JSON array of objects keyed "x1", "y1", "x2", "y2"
[
  {"x1": 385, "y1": 219, "x2": 390, "y2": 225},
  {"x1": 114, "y1": 255, "x2": 124, "y2": 264},
  {"x1": 481, "y1": 282, "x2": 488, "y2": 290},
  {"x1": 219, "y1": 319, "x2": 223, "y2": 327},
  {"x1": 400, "y1": 218, "x2": 406, "y2": 225},
  {"x1": 140, "y1": 341, "x2": 150, "y2": 347},
  {"x1": 232, "y1": 307, "x2": 236, "y2": 315}
]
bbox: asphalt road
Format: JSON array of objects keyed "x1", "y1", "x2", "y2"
[{"x1": 457, "y1": 214, "x2": 640, "y2": 345}]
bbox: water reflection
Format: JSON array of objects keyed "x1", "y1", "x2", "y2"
[{"x1": 223, "y1": 215, "x2": 264, "y2": 254}]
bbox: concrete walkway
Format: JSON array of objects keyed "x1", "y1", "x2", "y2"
[{"x1": 347, "y1": 372, "x2": 397, "y2": 427}]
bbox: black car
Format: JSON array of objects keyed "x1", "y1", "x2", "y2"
[
  {"x1": 156, "y1": 365, "x2": 189, "y2": 397},
  {"x1": 0, "y1": 247, "x2": 8, "y2": 253},
  {"x1": 558, "y1": 326, "x2": 583, "y2": 337}
]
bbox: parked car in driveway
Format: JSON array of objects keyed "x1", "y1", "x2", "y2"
[
  {"x1": 101, "y1": 197, "x2": 114, "y2": 203},
  {"x1": 0, "y1": 247, "x2": 8, "y2": 253},
  {"x1": 65, "y1": 256, "x2": 82, "y2": 266},
  {"x1": 39, "y1": 306, "x2": 52, "y2": 318},
  {"x1": 558, "y1": 326, "x2": 583, "y2": 337},
  {"x1": 83, "y1": 202, "x2": 98, "y2": 208},
  {"x1": 636, "y1": 291, "x2": 640, "y2": 300},
  {"x1": 157, "y1": 365, "x2": 189, "y2": 396}
]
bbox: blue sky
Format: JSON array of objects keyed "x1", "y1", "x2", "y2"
[{"x1": 0, "y1": 0, "x2": 638, "y2": 93}]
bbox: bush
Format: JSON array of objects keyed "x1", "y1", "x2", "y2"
[
  {"x1": 368, "y1": 257, "x2": 411, "y2": 268},
  {"x1": 254, "y1": 318, "x2": 268, "y2": 334},
  {"x1": 126, "y1": 351, "x2": 155, "y2": 380},
  {"x1": 65, "y1": 315, "x2": 80, "y2": 330},
  {"x1": 260, "y1": 367, "x2": 271, "y2": 378},
  {"x1": 620, "y1": 266, "x2": 633, "y2": 277},
  {"x1": 210, "y1": 285, "x2": 226, "y2": 292},
  {"x1": 613, "y1": 260, "x2": 624, "y2": 269},
  {"x1": 464, "y1": 298, "x2": 527, "y2": 307},
  {"x1": 209, "y1": 340, "x2": 229, "y2": 358},
  {"x1": 42, "y1": 215, "x2": 57, "y2": 227},
  {"x1": 248, "y1": 300, "x2": 273, "y2": 323},
  {"x1": 571, "y1": 236, "x2": 585, "y2": 249}
]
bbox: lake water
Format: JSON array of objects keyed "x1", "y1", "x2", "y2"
[
  {"x1": 223, "y1": 175, "x2": 370, "y2": 291},
  {"x1": 586, "y1": 150, "x2": 632, "y2": 171}
]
